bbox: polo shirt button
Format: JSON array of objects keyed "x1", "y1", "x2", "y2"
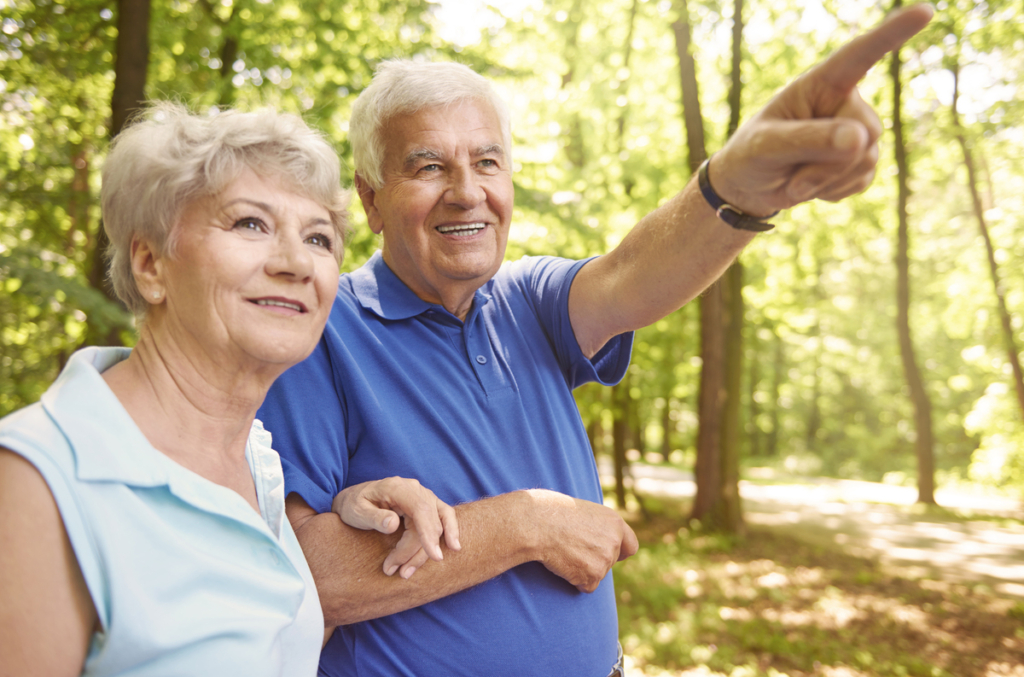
[{"x1": 475, "y1": 355, "x2": 487, "y2": 364}]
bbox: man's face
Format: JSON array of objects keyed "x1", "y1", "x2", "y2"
[{"x1": 360, "y1": 99, "x2": 513, "y2": 314}]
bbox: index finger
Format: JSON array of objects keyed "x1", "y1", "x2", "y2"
[{"x1": 814, "y1": 3, "x2": 934, "y2": 94}]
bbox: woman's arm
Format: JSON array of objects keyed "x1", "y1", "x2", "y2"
[{"x1": 0, "y1": 448, "x2": 97, "y2": 677}]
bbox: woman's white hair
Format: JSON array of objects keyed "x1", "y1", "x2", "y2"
[
  {"x1": 101, "y1": 102, "x2": 349, "y2": 319},
  {"x1": 349, "y1": 60, "x2": 512, "y2": 190}
]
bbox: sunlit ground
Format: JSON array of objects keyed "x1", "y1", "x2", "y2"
[
  {"x1": 612, "y1": 497, "x2": 1024, "y2": 677},
  {"x1": 600, "y1": 460, "x2": 1024, "y2": 599}
]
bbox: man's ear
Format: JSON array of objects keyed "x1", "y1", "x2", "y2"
[
  {"x1": 130, "y1": 236, "x2": 166, "y2": 304},
  {"x1": 354, "y1": 173, "x2": 384, "y2": 235}
]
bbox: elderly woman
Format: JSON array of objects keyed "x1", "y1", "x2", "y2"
[{"x1": 0, "y1": 103, "x2": 459, "y2": 676}]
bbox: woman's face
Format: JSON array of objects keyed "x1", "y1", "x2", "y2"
[{"x1": 154, "y1": 168, "x2": 339, "y2": 373}]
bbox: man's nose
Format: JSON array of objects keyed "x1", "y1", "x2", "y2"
[{"x1": 444, "y1": 166, "x2": 486, "y2": 208}]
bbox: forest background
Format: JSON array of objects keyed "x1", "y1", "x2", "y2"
[
  {"x1": 2, "y1": 0, "x2": 1023, "y2": 521},
  {"x1": 5, "y1": 1, "x2": 1024, "y2": 674}
]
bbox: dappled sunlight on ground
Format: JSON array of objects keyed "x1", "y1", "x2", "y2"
[
  {"x1": 614, "y1": 502, "x2": 1024, "y2": 677},
  {"x1": 600, "y1": 460, "x2": 1024, "y2": 598}
]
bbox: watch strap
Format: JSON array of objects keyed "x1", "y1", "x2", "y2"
[{"x1": 698, "y1": 157, "x2": 778, "y2": 233}]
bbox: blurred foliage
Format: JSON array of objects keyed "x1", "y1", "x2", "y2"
[
  {"x1": 2, "y1": 0, "x2": 1024, "y2": 493},
  {"x1": 614, "y1": 496, "x2": 1024, "y2": 676}
]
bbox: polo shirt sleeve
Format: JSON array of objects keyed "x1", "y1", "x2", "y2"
[
  {"x1": 257, "y1": 334, "x2": 347, "y2": 515},
  {"x1": 513, "y1": 255, "x2": 634, "y2": 390}
]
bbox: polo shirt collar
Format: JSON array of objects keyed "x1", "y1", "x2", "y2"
[
  {"x1": 41, "y1": 346, "x2": 165, "y2": 487},
  {"x1": 350, "y1": 250, "x2": 493, "y2": 321},
  {"x1": 41, "y1": 347, "x2": 287, "y2": 537}
]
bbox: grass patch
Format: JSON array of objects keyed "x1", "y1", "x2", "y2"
[{"x1": 614, "y1": 497, "x2": 1024, "y2": 676}]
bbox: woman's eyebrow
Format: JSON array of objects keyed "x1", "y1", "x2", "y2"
[
  {"x1": 221, "y1": 197, "x2": 331, "y2": 227},
  {"x1": 222, "y1": 197, "x2": 273, "y2": 212}
]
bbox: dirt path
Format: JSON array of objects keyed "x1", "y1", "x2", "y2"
[{"x1": 602, "y1": 462, "x2": 1024, "y2": 599}]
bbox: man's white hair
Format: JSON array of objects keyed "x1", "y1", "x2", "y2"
[{"x1": 349, "y1": 59, "x2": 512, "y2": 190}]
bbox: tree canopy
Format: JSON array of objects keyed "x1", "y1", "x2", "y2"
[{"x1": 2, "y1": 0, "x2": 1023, "y2": 496}]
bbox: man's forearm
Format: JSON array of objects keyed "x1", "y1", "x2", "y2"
[
  {"x1": 570, "y1": 178, "x2": 754, "y2": 358},
  {"x1": 294, "y1": 491, "x2": 537, "y2": 626}
]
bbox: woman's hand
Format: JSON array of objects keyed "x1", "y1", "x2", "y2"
[{"x1": 332, "y1": 477, "x2": 461, "y2": 579}]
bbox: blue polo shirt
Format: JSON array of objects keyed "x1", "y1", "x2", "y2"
[{"x1": 258, "y1": 252, "x2": 633, "y2": 677}]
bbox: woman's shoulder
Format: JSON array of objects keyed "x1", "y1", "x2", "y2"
[{"x1": 0, "y1": 401, "x2": 75, "y2": 473}]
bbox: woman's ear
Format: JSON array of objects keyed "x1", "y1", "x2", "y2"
[{"x1": 130, "y1": 236, "x2": 166, "y2": 304}]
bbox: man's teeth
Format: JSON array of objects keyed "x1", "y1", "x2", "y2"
[
  {"x1": 437, "y1": 223, "x2": 485, "y2": 236},
  {"x1": 255, "y1": 299, "x2": 303, "y2": 312}
]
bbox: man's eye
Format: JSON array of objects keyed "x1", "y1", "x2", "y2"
[
  {"x1": 421, "y1": 163, "x2": 441, "y2": 172},
  {"x1": 479, "y1": 159, "x2": 498, "y2": 168}
]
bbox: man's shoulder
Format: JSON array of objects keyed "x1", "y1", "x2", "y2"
[{"x1": 489, "y1": 255, "x2": 581, "y2": 290}]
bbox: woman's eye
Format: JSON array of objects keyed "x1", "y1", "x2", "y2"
[
  {"x1": 306, "y1": 232, "x2": 334, "y2": 252},
  {"x1": 233, "y1": 217, "x2": 265, "y2": 232}
]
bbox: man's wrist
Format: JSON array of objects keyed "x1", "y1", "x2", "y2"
[
  {"x1": 698, "y1": 155, "x2": 778, "y2": 232},
  {"x1": 516, "y1": 489, "x2": 562, "y2": 562}
]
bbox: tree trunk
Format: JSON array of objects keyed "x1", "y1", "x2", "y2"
[
  {"x1": 719, "y1": 262, "x2": 745, "y2": 533},
  {"x1": 217, "y1": 35, "x2": 240, "y2": 108},
  {"x1": 747, "y1": 326, "x2": 762, "y2": 457},
  {"x1": 716, "y1": 0, "x2": 746, "y2": 534},
  {"x1": 951, "y1": 65, "x2": 1024, "y2": 421},
  {"x1": 806, "y1": 296, "x2": 822, "y2": 454},
  {"x1": 692, "y1": 283, "x2": 724, "y2": 524},
  {"x1": 891, "y1": 8, "x2": 936, "y2": 504},
  {"x1": 673, "y1": 0, "x2": 722, "y2": 527},
  {"x1": 671, "y1": 1, "x2": 706, "y2": 175},
  {"x1": 681, "y1": 0, "x2": 746, "y2": 532},
  {"x1": 767, "y1": 329, "x2": 783, "y2": 458},
  {"x1": 617, "y1": 0, "x2": 641, "y2": 197},
  {"x1": 661, "y1": 398, "x2": 673, "y2": 459},
  {"x1": 559, "y1": 0, "x2": 587, "y2": 170},
  {"x1": 629, "y1": 387, "x2": 643, "y2": 456},
  {"x1": 612, "y1": 383, "x2": 628, "y2": 510},
  {"x1": 587, "y1": 416, "x2": 602, "y2": 460},
  {"x1": 110, "y1": 0, "x2": 151, "y2": 139},
  {"x1": 85, "y1": 0, "x2": 151, "y2": 347}
]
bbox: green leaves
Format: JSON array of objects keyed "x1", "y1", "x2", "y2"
[{"x1": 1, "y1": 0, "x2": 1024, "y2": 493}]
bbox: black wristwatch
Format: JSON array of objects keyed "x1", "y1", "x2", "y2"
[{"x1": 698, "y1": 156, "x2": 778, "y2": 232}]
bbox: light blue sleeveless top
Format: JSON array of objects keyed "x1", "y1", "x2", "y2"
[{"x1": 0, "y1": 347, "x2": 323, "y2": 676}]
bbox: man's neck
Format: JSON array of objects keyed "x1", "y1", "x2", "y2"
[{"x1": 379, "y1": 252, "x2": 483, "y2": 322}]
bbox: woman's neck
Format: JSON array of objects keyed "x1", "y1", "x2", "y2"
[{"x1": 101, "y1": 323, "x2": 277, "y2": 510}]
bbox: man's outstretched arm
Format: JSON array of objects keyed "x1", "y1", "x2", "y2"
[
  {"x1": 569, "y1": 3, "x2": 935, "y2": 358},
  {"x1": 288, "y1": 488, "x2": 638, "y2": 627}
]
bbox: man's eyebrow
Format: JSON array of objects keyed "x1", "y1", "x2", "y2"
[
  {"x1": 404, "y1": 148, "x2": 443, "y2": 166},
  {"x1": 476, "y1": 144, "x2": 505, "y2": 158}
]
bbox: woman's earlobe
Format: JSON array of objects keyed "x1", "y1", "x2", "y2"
[{"x1": 130, "y1": 237, "x2": 165, "y2": 303}]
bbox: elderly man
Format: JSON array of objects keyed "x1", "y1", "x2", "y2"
[{"x1": 258, "y1": 5, "x2": 933, "y2": 676}]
